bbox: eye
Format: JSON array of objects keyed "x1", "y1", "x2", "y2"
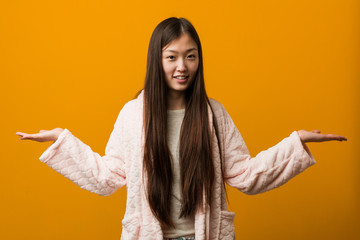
[
  {"x1": 167, "y1": 56, "x2": 175, "y2": 60},
  {"x1": 188, "y1": 54, "x2": 196, "y2": 59}
]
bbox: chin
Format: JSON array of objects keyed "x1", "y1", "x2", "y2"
[{"x1": 168, "y1": 86, "x2": 189, "y2": 92}]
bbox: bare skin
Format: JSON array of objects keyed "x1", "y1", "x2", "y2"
[
  {"x1": 297, "y1": 129, "x2": 347, "y2": 143},
  {"x1": 16, "y1": 128, "x2": 347, "y2": 144},
  {"x1": 16, "y1": 128, "x2": 64, "y2": 143}
]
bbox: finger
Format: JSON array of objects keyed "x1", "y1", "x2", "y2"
[
  {"x1": 39, "y1": 130, "x2": 48, "y2": 133},
  {"x1": 21, "y1": 133, "x2": 38, "y2": 140},
  {"x1": 336, "y1": 135, "x2": 347, "y2": 141},
  {"x1": 325, "y1": 134, "x2": 347, "y2": 141},
  {"x1": 339, "y1": 136, "x2": 347, "y2": 141},
  {"x1": 311, "y1": 130, "x2": 321, "y2": 134},
  {"x1": 19, "y1": 135, "x2": 28, "y2": 140},
  {"x1": 16, "y1": 133, "x2": 26, "y2": 139}
]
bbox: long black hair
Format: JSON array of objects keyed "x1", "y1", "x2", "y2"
[{"x1": 135, "y1": 17, "x2": 226, "y2": 229}]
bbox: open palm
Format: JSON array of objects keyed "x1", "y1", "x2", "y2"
[
  {"x1": 297, "y1": 129, "x2": 347, "y2": 143},
  {"x1": 16, "y1": 128, "x2": 64, "y2": 142}
]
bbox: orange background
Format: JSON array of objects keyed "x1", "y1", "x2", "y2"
[{"x1": 1, "y1": 0, "x2": 359, "y2": 239}]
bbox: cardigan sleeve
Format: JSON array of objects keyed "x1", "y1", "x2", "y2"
[
  {"x1": 219, "y1": 104, "x2": 316, "y2": 195},
  {"x1": 38, "y1": 105, "x2": 128, "y2": 196}
]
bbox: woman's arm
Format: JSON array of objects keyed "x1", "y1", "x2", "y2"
[
  {"x1": 38, "y1": 122, "x2": 127, "y2": 196},
  {"x1": 17, "y1": 105, "x2": 129, "y2": 196},
  {"x1": 219, "y1": 105, "x2": 316, "y2": 195},
  {"x1": 219, "y1": 103, "x2": 347, "y2": 195}
]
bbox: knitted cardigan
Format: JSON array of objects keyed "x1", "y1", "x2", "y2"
[{"x1": 39, "y1": 89, "x2": 316, "y2": 240}]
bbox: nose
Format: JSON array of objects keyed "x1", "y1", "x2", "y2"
[{"x1": 176, "y1": 59, "x2": 187, "y2": 72}]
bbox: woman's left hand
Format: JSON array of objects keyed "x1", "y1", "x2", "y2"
[{"x1": 297, "y1": 129, "x2": 347, "y2": 143}]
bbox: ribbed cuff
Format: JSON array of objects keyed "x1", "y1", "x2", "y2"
[
  {"x1": 290, "y1": 130, "x2": 316, "y2": 165},
  {"x1": 39, "y1": 128, "x2": 70, "y2": 163}
]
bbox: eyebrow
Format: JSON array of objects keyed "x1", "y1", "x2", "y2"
[{"x1": 163, "y1": 48, "x2": 198, "y2": 53}]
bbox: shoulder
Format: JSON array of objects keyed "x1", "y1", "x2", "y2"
[
  {"x1": 121, "y1": 89, "x2": 144, "y2": 115},
  {"x1": 115, "y1": 97, "x2": 142, "y2": 127},
  {"x1": 121, "y1": 98, "x2": 139, "y2": 114},
  {"x1": 208, "y1": 98, "x2": 233, "y2": 129},
  {"x1": 208, "y1": 98, "x2": 228, "y2": 119}
]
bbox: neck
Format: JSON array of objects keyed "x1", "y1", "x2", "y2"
[{"x1": 167, "y1": 90, "x2": 186, "y2": 110}]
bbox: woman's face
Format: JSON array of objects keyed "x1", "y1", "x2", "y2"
[{"x1": 162, "y1": 33, "x2": 199, "y2": 94}]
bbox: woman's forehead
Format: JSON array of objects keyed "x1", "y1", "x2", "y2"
[
  {"x1": 162, "y1": 34, "x2": 198, "y2": 52},
  {"x1": 163, "y1": 47, "x2": 197, "y2": 53}
]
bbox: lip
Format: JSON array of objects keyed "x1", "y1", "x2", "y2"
[
  {"x1": 173, "y1": 75, "x2": 189, "y2": 78},
  {"x1": 173, "y1": 75, "x2": 189, "y2": 83}
]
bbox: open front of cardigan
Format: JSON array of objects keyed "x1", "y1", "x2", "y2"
[{"x1": 39, "y1": 90, "x2": 316, "y2": 240}]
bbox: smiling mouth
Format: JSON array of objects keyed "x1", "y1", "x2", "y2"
[{"x1": 173, "y1": 75, "x2": 189, "y2": 80}]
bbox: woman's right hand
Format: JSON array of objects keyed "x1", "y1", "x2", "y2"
[{"x1": 16, "y1": 128, "x2": 64, "y2": 143}]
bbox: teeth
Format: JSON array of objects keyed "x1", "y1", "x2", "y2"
[{"x1": 174, "y1": 76, "x2": 188, "y2": 79}]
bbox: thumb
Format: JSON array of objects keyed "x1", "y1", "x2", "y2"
[{"x1": 311, "y1": 130, "x2": 321, "y2": 134}]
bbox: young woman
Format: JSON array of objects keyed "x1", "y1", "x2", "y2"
[{"x1": 16, "y1": 17, "x2": 347, "y2": 240}]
